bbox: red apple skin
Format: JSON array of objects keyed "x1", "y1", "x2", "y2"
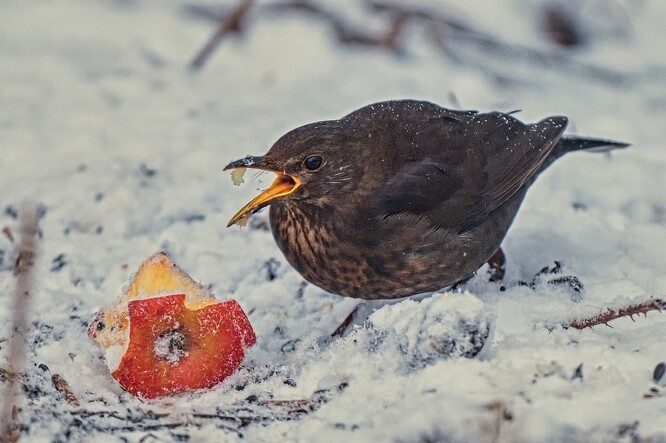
[{"x1": 112, "y1": 294, "x2": 256, "y2": 398}]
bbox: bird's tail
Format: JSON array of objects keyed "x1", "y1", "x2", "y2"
[
  {"x1": 538, "y1": 136, "x2": 628, "y2": 175},
  {"x1": 557, "y1": 136, "x2": 630, "y2": 154}
]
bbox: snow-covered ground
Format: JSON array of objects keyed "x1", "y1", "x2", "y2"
[{"x1": 1, "y1": 0, "x2": 665, "y2": 441}]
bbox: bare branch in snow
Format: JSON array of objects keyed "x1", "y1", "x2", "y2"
[
  {"x1": 565, "y1": 298, "x2": 665, "y2": 330},
  {"x1": 185, "y1": 0, "x2": 629, "y2": 84},
  {"x1": 1, "y1": 203, "x2": 42, "y2": 442},
  {"x1": 189, "y1": 0, "x2": 255, "y2": 71},
  {"x1": 51, "y1": 374, "x2": 80, "y2": 408}
]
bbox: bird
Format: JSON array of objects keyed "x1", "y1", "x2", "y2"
[{"x1": 224, "y1": 100, "x2": 628, "y2": 300}]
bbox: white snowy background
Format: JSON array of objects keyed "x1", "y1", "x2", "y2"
[{"x1": 1, "y1": 0, "x2": 665, "y2": 442}]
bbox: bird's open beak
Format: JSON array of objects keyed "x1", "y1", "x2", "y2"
[{"x1": 224, "y1": 156, "x2": 301, "y2": 227}]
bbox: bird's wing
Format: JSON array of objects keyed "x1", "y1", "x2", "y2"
[{"x1": 370, "y1": 111, "x2": 568, "y2": 232}]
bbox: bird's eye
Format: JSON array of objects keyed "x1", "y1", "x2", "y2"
[{"x1": 304, "y1": 155, "x2": 323, "y2": 171}]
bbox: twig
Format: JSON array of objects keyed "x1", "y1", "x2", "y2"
[
  {"x1": 185, "y1": 0, "x2": 628, "y2": 83},
  {"x1": 565, "y1": 298, "x2": 665, "y2": 330},
  {"x1": 1, "y1": 228, "x2": 14, "y2": 243},
  {"x1": 366, "y1": 0, "x2": 470, "y2": 31},
  {"x1": 183, "y1": 4, "x2": 227, "y2": 22},
  {"x1": 428, "y1": 19, "x2": 626, "y2": 85},
  {"x1": 0, "y1": 369, "x2": 16, "y2": 384},
  {"x1": 189, "y1": 0, "x2": 255, "y2": 71},
  {"x1": 51, "y1": 374, "x2": 80, "y2": 407},
  {"x1": 1, "y1": 203, "x2": 41, "y2": 442},
  {"x1": 370, "y1": 0, "x2": 618, "y2": 82},
  {"x1": 542, "y1": 3, "x2": 584, "y2": 48},
  {"x1": 485, "y1": 401, "x2": 513, "y2": 443},
  {"x1": 49, "y1": 383, "x2": 348, "y2": 439}
]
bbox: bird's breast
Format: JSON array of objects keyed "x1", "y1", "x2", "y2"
[{"x1": 269, "y1": 203, "x2": 380, "y2": 297}]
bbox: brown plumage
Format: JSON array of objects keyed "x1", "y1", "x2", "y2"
[{"x1": 225, "y1": 100, "x2": 628, "y2": 300}]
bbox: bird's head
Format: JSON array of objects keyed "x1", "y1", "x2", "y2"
[{"x1": 224, "y1": 120, "x2": 369, "y2": 227}]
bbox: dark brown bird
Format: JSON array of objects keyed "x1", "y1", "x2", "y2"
[{"x1": 224, "y1": 100, "x2": 627, "y2": 300}]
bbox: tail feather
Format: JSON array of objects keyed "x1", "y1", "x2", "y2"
[
  {"x1": 558, "y1": 136, "x2": 630, "y2": 153},
  {"x1": 539, "y1": 136, "x2": 629, "y2": 174}
]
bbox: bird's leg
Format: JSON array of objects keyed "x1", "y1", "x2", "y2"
[
  {"x1": 451, "y1": 247, "x2": 506, "y2": 292},
  {"x1": 486, "y1": 247, "x2": 506, "y2": 282},
  {"x1": 450, "y1": 276, "x2": 473, "y2": 292},
  {"x1": 329, "y1": 301, "x2": 382, "y2": 339},
  {"x1": 329, "y1": 299, "x2": 400, "y2": 339},
  {"x1": 330, "y1": 305, "x2": 361, "y2": 339}
]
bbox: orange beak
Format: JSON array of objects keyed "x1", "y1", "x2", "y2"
[{"x1": 224, "y1": 156, "x2": 300, "y2": 227}]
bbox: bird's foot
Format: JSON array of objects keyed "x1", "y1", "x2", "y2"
[{"x1": 501, "y1": 260, "x2": 584, "y2": 295}]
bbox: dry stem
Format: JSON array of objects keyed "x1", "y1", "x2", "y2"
[
  {"x1": 51, "y1": 374, "x2": 80, "y2": 408},
  {"x1": 1, "y1": 203, "x2": 41, "y2": 442},
  {"x1": 566, "y1": 298, "x2": 664, "y2": 330},
  {"x1": 186, "y1": 0, "x2": 628, "y2": 83},
  {"x1": 189, "y1": 0, "x2": 255, "y2": 71}
]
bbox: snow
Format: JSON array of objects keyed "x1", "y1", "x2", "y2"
[
  {"x1": 153, "y1": 327, "x2": 188, "y2": 365},
  {"x1": 1, "y1": 0, "x2": 665, "y2": 442}
]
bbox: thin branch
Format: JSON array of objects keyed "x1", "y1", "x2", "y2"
[
  {"x1": 189, "y1": 0, "x2": 255, "y2": 71},
  {"x1": 565, "y1": 298, "x2": 665, "y2": 330},
  {"x1": 47, "y1": 383, "x2": 347, "y2": 438},
  {"x1": 183, "y1": 0, "x2": 628, "y2": 83},
  {"x1": 485, "y1": 400, "x2": 513, "y2": 443},
  {"x1": 1, "y1": 227, "x2": 14, "y2": 243},
  {"x1": 1, "y1": 203, "x2": 41, "y2": 442},
  {"x1": 51, "y1": 374, "x2": 80, "y2": 408},
  {"x1": 0, "y1": 368, "x2": 17, "y2": 385},
  {"x1": 369, "y1": 0, "x2": 628, "y2": 84}
]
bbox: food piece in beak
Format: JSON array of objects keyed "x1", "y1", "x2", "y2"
[
  {"x1": 231, "y1": 167, "x2": 247, "y2": 186},
  {"x1": 225, "y1": 155, "x2": 300, "y2": 227}
]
